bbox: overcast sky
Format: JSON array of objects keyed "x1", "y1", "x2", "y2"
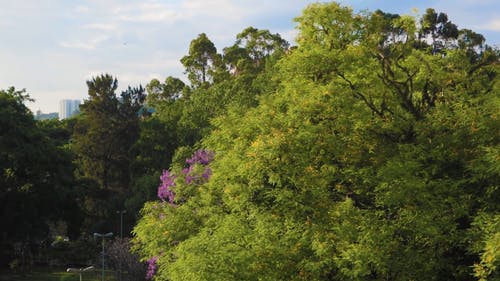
[{"x1": 1, "y1": 0, "x2": 498, "y2": 113}]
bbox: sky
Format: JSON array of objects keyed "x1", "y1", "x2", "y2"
[{"x1": 0, "y1": 0, "x2": 498, "y2": 113}]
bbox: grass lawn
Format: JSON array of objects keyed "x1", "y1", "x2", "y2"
[{"x1": 0, "y1": 267, "x2": 116, "y2": 281}]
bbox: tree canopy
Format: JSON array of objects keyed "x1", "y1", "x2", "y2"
[
  {"x1": 132, "y1": 3, "x2": 499, "y2": 281},
  {"x1": 0, "y1": 87, "x2": 78, "y2": 264}
]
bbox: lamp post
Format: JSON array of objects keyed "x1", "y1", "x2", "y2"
[
  {"x1": 116, "y1": 210, "x2": 126, "y2": 239},
  {"x1": 94, "y1": 232, "x2": 113, "y2": 281},
  {"x1": 67, "y1": 266, "x2": 94, "y2": 281},
  {"x1": 116, "y1": 210, "x2": 126, "y2": 281}
]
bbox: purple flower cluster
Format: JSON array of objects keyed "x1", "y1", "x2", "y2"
[
  {"x1": 183, "y1": 150, "x2": 214, "y2": 184},
  {"x1": 156, "y1": 150, "x2": 214, "y2": 204},
  {"x1": 157, "y1": 170, "x2": 176, "y2": 203},
  {"x1": 146, "y1": 256, "x2": 158, "y2": 280},
  {"x1": 183, "y1": 166, "x2": 213, "y2": 184},
  {"x1": 186, "y1": 150, "x2": 214, "y2": 166},
  {"x1": 202, "y1": 167, "x2": 212, "y2": 180}
]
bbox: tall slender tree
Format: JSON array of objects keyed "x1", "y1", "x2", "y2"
[{"x1": 72, "y1": 74, "x2": 145, "y2": 231}]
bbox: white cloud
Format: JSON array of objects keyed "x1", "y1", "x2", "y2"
[
  {"x1": 74, "y1": 5, "x2": 89, "y2": 14},
  {"x1": 180, "y1": 0, "x2": 248, "y2": 21},
  {"x1": 84, "y1": 23, "x2": 117, "y2": 31},
  {"x1": 479, "y1": 19, "x2": 500, "y2": 31},
  {"x1": 60, "y1": 35, "x2": 109, "y2": 50},
  {"x1": 113, "y1": 2, "x2": 181, "y2": 23},
  {"x1": 83, "y1": 52, "x2": 185, "y2": 88},
  {"x1": 0, "y1": 16, "x2": 12, "y2": 28},
  {"x1": 118, "y1": 72, "x2": 165, "y2": 85}
]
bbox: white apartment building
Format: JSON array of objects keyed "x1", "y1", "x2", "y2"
[{"x1": 59, "y1": 99, "x2": 81, "y2": 120}]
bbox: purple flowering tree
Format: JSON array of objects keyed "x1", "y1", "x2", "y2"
[{"x1": 147, "y1": 149, "x2": 214, "y2": 280}]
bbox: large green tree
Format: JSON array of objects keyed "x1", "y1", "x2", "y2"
[
  {"x1": 133, "y1": 4, "x2": 498, "y2": 280},
  {"x1": 0, "y1": 87, "x2": 76, "y2": 265}
]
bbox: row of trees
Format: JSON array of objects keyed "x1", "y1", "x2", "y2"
[
  {"x1": 1, "y1": 2, "x2": 498, "y2": 279},
  {"x1": 0, "y1": 24, "x2": 289, "y2": 267}
]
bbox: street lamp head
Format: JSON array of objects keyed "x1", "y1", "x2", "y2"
[
  {"x1": 67, "y1": 266, "x2": 95, "y2": 273},
  {"x1": 94, "y1": 232, "x2": 113, "y2": 238},
  {"x1": 83, "y1": 266, "x2": 95, "y2": 272}
]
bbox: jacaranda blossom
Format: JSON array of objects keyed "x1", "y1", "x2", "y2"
[
  {"x1": 157, "y1": 170, "x2": 176, "y2": 203},
  {"x1": 182, "y1": 150, "x2": 215, "y2": 184},
  {"x1": 202, "y1": 167, "x2": 212, "y2": 180},
  {"x1": 186, "y1": 150, "x2": 214, "y2": 165},
  {"x1": 145, "y1": 256, "x2": 158, "y2": 280}
]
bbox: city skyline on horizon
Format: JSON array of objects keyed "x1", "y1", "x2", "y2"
[{"x1": 35, "y1": 99, "x2": 82, "y2": 114}]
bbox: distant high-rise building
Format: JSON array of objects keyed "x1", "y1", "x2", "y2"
[
  {"x1": 59, "y1": 99, "x2": 81, "y2": 120},
  {"x1": 35, "y1": 109, "x2": 58, "y2": 120}
]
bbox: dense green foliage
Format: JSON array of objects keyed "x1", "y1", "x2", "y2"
[
  {"x1": 1, "y1": 2, "x2": 498, "y2": 280},
  {"x1": 0, "y1": 88, "x2": 78, "y2": 265},
  {"x1": 132, "y1": 3, "x2": 499, "y2": 281}
]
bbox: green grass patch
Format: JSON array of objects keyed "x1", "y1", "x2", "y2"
[{"x1": 0, "y1": 267, "x2": 116, "y2": 281}]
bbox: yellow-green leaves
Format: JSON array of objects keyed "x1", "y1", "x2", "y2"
[{"x1": 132, "y1": 2, "x2": 499, "y2": 280}]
